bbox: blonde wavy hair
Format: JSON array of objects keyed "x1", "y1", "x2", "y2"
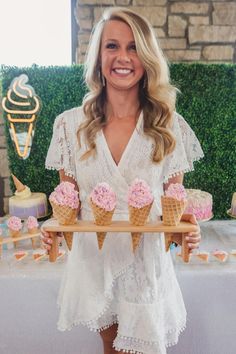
[{"x1": 78, "y1": 7, "x2": 177, "y2": 163}]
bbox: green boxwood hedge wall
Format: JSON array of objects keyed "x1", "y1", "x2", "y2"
[{"x1": 1, "y1": 64, "x2": 236, "y2": 219}]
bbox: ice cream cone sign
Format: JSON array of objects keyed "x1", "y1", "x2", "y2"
[{"x1": 2, "y1": 74, "x2": 41, "y2": 159}]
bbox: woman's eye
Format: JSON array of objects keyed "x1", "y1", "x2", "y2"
[
  {"x1": 106, "y1": 43, "x2": 117, "y2": 49},
  {"x1": 129, "y1": 44, "x2": 136, "y2": 51}
]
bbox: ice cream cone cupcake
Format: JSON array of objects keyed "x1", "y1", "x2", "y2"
[
  {"x1": 26, "y1": 216, "x2": 39, "y2": 249},
  {"x1": 128, "y1": 179, "x2": 154, "y2": 252},
  {"x1": 49, "y1": 182, "x2": 79, "y2": 251},
  {"x1": 161, "y1": 183, "x2": 187, "y2": 226},
  {"x1": 90, "y1": 183, "x2": 116, "y2": 250},
  {"x1": 7, "y1": 216, "x2": 22, "y2": 248}
]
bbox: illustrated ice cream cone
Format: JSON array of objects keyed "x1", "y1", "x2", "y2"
[
  {"x1": 128, "y1": 179, "x2": 154, "y2": 252},
  {"x1": 7, "y1": 216, "x2": 22, "y2": 248},
  {"x1": 26, "y1": 216, "x2": 39, "y2": 249},
  {"x1": 49, "y1": 182, "x2": 79, "y2": 251},
  {"x1": 2, "y1": 74, "x2": 41, "y2": 159},
  {"x1": 90, "y1": 183, "x2": 116, "y2": 250}
]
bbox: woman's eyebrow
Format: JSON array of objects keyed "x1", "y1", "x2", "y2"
[{"x1": 104, "y1": 39, "x2": 136, "y2": 45}]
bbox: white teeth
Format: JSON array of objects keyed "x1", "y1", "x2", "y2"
[{"x1": 114, "y1": 69, "x2": 131, "y2": 74}]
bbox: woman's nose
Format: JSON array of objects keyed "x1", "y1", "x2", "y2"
[{"x1": 117, "y1": 52, "x2": 131, "y2": 63}]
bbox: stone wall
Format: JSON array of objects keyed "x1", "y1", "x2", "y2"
[
  {"x1": 74, "y1": 0, "x2": 236, "y2": 63},
  {"x1": 0, "y1": 97, "x2": 11, "y2": 216}
]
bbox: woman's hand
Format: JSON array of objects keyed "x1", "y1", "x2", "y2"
[
  {"x1": 40, "y1": 229, "x2": 63, "y2": 251},
  {"x1": 172, "y1": 214, "x2": 201, "y2": 252}
]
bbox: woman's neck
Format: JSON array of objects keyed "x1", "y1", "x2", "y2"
[{"x1": 105, "y1": 85, "x2": 140, "y2": 120}]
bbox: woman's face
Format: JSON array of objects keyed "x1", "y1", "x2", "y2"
[{"x1": 100, "y1": 20, "x2": 145, "y2": 92}]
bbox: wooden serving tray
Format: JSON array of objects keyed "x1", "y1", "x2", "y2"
[{"x1": 42, "y1": 219, "x2": 199, "y2": 263}]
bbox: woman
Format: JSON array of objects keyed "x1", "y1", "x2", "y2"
[{"x1": 42, "y1": 7, "x2": 203, "y2": 354}]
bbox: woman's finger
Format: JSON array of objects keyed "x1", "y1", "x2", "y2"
[
  {"x1": 188, "y1": 243, "x2": 200, "y2": 250},
  {"x1": 181, "y1": 213, "x2": 197, "y2": 225},
  {"x1": 185, "y1": 236, "x2": 201, "y2": 243}
]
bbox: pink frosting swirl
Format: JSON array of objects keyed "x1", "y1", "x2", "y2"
[
  {"x1": 7, "y1": 216, "x2": 22, "y2": 231},
  {"x1": 49, "y1": 181, "x2": 79, "y2": 209},
  {"x1": 26, "y1": 216, "x2": 39, "y2": 229},
  {"x1": 128, "y1": 178, "x2": 154, "y2": 208},
  {"x1": 90, "y1": 182, "x2": 116, "y2": 211},
  {"x1": 165, "y1": 183, "x2": 187, "y2": 201}
]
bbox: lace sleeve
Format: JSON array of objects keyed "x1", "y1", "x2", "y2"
[
  {"x1": 45, "y1": 112, "x2": 76, "y2": 179},
  {"x1": 162, "y1": 112, "x2": 204, "y2": 183}
]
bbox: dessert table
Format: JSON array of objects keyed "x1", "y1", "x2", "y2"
[{"x1": 0, "y1": 220, "x2": 235, "y2": 354}]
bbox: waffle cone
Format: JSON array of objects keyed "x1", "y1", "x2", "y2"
[
  {"x1": 129, "y1": 203, "x2": 153, "y2": 252},
  {"x1": 12, "y1": 174, "x2": 25, "y2": 192},
  {"x1": 63, "y1": 232, "x2": 73, "y2": 251},
  {"x1": 50, "y1": 201, "x2": 77, "y2": 225},
  {"x1": 97, "y1": 232, "x2": 106, "y2": 250},
  {"x1": 90, "y1": 199, "x2": 115, "y2": 250},
  {"x1": 50, "y1": 201, "x2": 78, "y2": 251},
  {"x1": 131, "y1": 232, "x2": 142, "y2": 252},
  {"x1": 28, "y1": 227, "x2": 39, "y2": 235},
  {"x1": 161, "y1": 196, "x2": 187, "y2": 226},
  {"x1": 9, "y1": 229, "x2": 21, "y2": 248}
]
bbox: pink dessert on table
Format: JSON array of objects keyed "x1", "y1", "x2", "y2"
[
  {"x1": 90, "y1": 182, "x2": 116, "y2": 211},
  {"x1": 184, "y1": 189, "x2": 213, "y2": 221},
  {"x1": 14, "y1": 250, "x2": 28, "y2": 261},
  {"x1": 128, "y1": 178, "x2": 154, "y2": 208},
  {"x1": 165, "y1": 183, "x2": 187, "y2": 201},
  {"x1": 7, "y1": 216, "x2": 22, "y2": 231},
  {"x1": 49, "y1": 181, "x2": 79, "y2": 209},
  {"x1": 26, "y1": 216, "x2": 39, "y2": 230},
  {"x1": 212, "y1": 250, "x2": 228, "y2": 262}
]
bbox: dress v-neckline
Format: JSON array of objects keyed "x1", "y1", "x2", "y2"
[{"x1": 100, "y1": 111, "x2": 143, "y2": 169}]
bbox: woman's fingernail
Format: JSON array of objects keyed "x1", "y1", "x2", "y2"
[{"x1": 185, "y1": 236, "x2": 190, "y2": 241}]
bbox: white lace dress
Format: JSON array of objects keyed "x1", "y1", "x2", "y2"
[{"x1": 46, "y1": 106, "x2": 204, "y2": 354}]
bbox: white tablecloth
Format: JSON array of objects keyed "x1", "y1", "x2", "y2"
[{"x1": 0, "y1": 220, "x2": 236, "y2": 354}]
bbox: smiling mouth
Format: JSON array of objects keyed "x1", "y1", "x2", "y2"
[{"x1": 112, "y1": 68, "x2": 133, "y2": 74}]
